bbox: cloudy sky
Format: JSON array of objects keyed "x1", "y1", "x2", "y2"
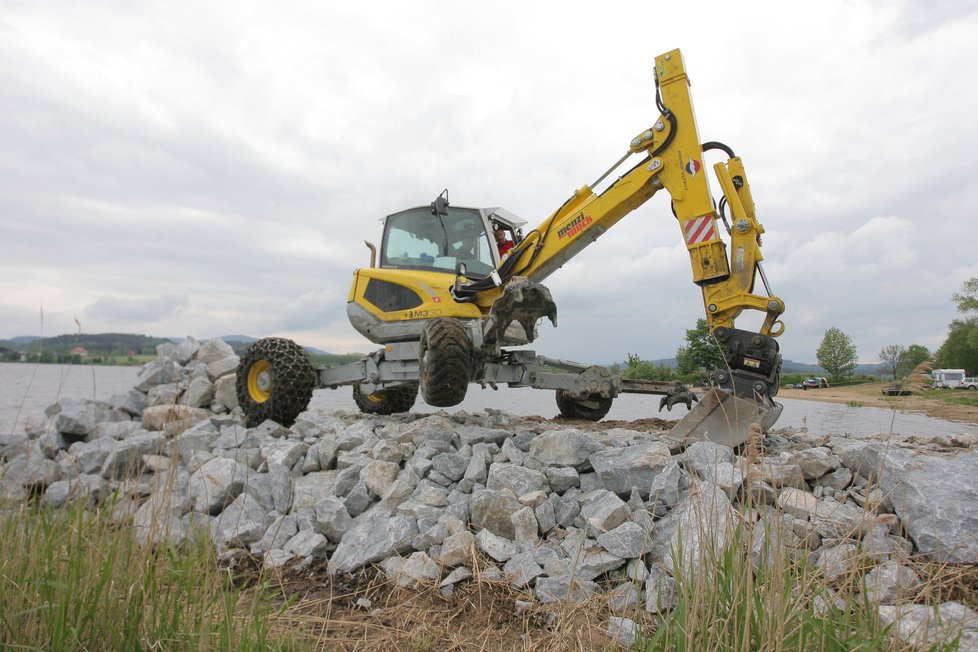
[{"x1": 2, "y1": 0, "x2": 977, "y2": 366}]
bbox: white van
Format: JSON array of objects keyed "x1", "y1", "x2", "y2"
[{"x1": 932, "y1": 369, "x2": 967, "y2": 389}]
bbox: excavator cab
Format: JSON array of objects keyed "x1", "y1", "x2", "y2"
[{"x1": 381, "y1": 205, "x2": 497, "y2": 276}]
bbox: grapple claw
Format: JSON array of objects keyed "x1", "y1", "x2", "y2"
[
  {"x1": 482, "y1": 276, "x2": 557, "y2": 351},
  {"x1": 658, "y1": 384, "x2": 699, "y2": 411}
]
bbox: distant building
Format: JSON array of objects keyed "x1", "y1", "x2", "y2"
[{"x1": 70, "y1": 346, "x2": 88, "y2": 357}]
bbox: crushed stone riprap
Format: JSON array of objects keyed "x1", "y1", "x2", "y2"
[{"x1": 2, "y1": 337, "x2": 977, "y2": 650}]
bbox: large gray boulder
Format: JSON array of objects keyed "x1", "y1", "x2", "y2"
[
  {"x1": 212, "y1": 492, "x2": 269, "y2": 549},
  {"x1": 650, "y1": 481, "x2": 736, "y2": 574},
  {"x1": 1, "y1": 450, "x2": 62, "y2": 489},
  {"x1": 142, "y1": 405, "x2": 210, "y2": 431},
  {"x1": 134, "y1": 358, "x2": 182, "y2": 392},
  {"x1": 579, "y1": 489, "x2": 630, "y2": 536},
  {"x1": 195, "y1": 338, "x2": 236, "y2": 366},
  {"x1": 189, "y1": 457, "x2": 252, "y2": 514},
  {"x1": 877, "y1": 601, "x2": 978, "y2": 650},
  {"x1": 328, "y1": 513, "x2": 419, "y2": 574},
  {"x1": 486, "y1": 463, "x2": 548, "y2": 497},
  {"x1": 470, "y1": 488, "x2": 522, "y2": 539},
  {"x1": 182, "y1": 377, "x2": 215, "y2": 408},
  {"x1": 526, "y1": 430, "x2": 601, "y2": 471},
  {"x1": 47, "y1": 397, "x2": 129, "y2": 437},
  {"x1": 68, "y1": 438, "x2": 120, "y2": 475},
  {"x1": 213, "y1": 375, "x2": 239, "y2": 411},
  {"x1": 589, "y1": 440, "x2": 671, "y2": 499},
  {"x1": 838, "y1": 442, "x2": 978, "y2": 563},
  {"x1": 100, "y1": 431, "x2": 166, "y2": 479}
]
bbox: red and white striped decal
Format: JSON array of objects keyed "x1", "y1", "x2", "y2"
[{"x1": 684, "y1": 216, "x2": 715, "y2": 245}]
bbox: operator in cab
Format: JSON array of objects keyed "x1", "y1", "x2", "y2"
[{"x1": 493, "y1": 223, "x2": 513, "y2": 258}]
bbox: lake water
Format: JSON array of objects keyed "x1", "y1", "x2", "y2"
[{"x1": 2, "y1": 362, "x2": 976, "y2": 439}]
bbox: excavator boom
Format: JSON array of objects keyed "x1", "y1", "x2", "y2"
[{"x1": 456, "y1": 48, "x2": 786, "y2": 440}]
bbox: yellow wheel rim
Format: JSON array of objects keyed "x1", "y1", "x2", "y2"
[
  {"x1": 247, "y1": 359, "x2": 272, "y2": 403},
  {"x1": 366, "y1": 392, "x2": 384, "y2": 404}
]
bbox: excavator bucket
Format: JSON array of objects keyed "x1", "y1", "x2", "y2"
[{"x1": 663, "y1": 388, "x2": 783, "y2": 448}]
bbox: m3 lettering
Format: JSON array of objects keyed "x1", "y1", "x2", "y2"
[{"x1": 405, "y1": 308, "x2": 442, "y2": 319}]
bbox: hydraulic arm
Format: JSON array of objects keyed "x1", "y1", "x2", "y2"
[{"x1": 457, "y1": 49, "x2": 785, "y2": 410}]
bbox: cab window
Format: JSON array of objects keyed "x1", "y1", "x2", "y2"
[{"x1": 381, "y1": 207, "x2": 495, "y2": 276}]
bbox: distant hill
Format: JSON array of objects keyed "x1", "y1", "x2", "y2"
[
  {"x1": 8, "y1": 336, "x2": 42, "y2": 345},
  {"x1": 217, "y1": 334, "x2": 258, "y2": 344},
  {"x1": 3, "y1": 332, "x2": 355, "y2": 365},
  {"x1": 211, "y1": 335, "x2": 329, "y2": 357},
  {"x1": 13, "y1": 333, "x2": 172, "y2": 356},
  {"x1": 640, "y1": 357, "x2": 883, "y2": 377}
]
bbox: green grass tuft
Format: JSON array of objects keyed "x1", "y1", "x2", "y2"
[{"x1": 0, "y1": 496, "x2": 301, "y2": 651}]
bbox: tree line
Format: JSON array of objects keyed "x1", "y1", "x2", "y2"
[{"x1": 622, "y1": 277, "x2": 978, "y2": 383}]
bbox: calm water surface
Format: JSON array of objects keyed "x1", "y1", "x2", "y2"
[{"x1": 2, "y1": 362, "x2": 975, "y2": 439}]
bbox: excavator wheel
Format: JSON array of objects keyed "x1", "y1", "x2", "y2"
[
  {"x1": 353, "y1": 384, "x2": 418, "y2": 415},
  {"x1": 419, "y1": 317, "x2": 471, "y2": 407},
  {"x1": 236, "y1": 337, "x2": 316, "y2": 427},
  {"x1": 555, "y1": 389, "x2": 613, "y2": 421}
]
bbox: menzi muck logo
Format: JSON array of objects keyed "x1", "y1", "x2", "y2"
[
  {"x1": 685, "y1": 157, "x2": 701, "y2": 177},
  {"x1": 558, "y1": 213, "x2": 593, "y2": 239}
]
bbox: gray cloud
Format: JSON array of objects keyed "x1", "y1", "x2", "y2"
[
  {"x1": 1, "y1": 1, "x2": 977, "y2": 365},
  {"x1": 84, "y1": 294, "x2": 189, "y2": 324}
]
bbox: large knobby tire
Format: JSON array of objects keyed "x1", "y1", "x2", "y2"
[
  {"x1": 236, "y1": 337, "x2": 315, "y2": 427},
  {"x1": 419, "y1": 317, "x2": 471, "y2": 407},
  {"x1": 353, "y1": 384, "x2": 418, "y2": 415},
  {"x1": 555, "y1": 389, "x2": 613, "y2": 421}
]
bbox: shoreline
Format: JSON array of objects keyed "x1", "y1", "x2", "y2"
[{"x1": 778, "y1": 383, "x2": 978, "y2": 426}]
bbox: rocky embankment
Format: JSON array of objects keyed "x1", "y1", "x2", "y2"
[{"x1": 1, "y1": 338, "x2": 977, "y2": 649}]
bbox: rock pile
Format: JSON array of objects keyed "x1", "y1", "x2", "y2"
[{"x1": 1, "y1": 338, "x2": 976, "y2": 649}]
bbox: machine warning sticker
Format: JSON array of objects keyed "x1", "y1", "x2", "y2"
[
  {"x1": 685, "y1": 157, "x2": 701, "y2": 177},
  {"x1": 558, "y1": 213, "x2": 593, "y2": 239},
  {"x1": 684, "y1": 216, "x2": 715, "y2": 245}
]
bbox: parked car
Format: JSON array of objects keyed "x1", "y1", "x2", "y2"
[
  {"x1": 963, "y1": 377, "x2": 978, "y2": 390},
  {"x1": 802, "y1": 377, "x2": 829, "y2": 389}
]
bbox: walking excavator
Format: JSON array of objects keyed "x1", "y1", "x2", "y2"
[{"x1": 236, "y1": 49, "x2": 786, "y2": 447}]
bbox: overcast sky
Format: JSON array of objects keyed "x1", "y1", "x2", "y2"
[{"x1": 2, "y1": 0, "x2": 977, "y2": 366}]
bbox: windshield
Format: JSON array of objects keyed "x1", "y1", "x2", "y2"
[{"x1": 381, "y1": 206, "x2": 495, "y2": 276}]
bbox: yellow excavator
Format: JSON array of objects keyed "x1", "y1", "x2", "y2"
[{"x1": 237, "y1": 48, "x2": 786, "y2": 446}]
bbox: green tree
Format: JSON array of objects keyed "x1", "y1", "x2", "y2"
[
  {"x1": 952, "y1": 277, "x2": 978, "y2": 315},
  {"x1": 898, "y1": 344, "x2": 931, "y2": 377},
  {"x1": 878, "y1": 344, "x2": 905, "y2": 379},
  {"x1": 675, "y1": 319, "x2": 726, "y2": 374},
  {"x1": 623, "y1": 354, "x2": 675, "y2": 381},
  {"x1": 936, "y1": 278, "x2": 978, "y2": 373},
  {"x1": 675, "y1": 346, "x2": 696, "y2": 375},
  {"x1": 816, "y1": 327, "x2": 857, "y2": 381},
  {"x1": 935, "y1": 319, "x2": 978, "y2": 373}
]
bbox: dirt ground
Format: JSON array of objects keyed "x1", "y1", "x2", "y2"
[{"x1": 778, "y1": 382, "x2": 978, "y2": 426}]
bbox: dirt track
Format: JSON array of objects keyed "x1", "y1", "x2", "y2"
[{"x1": 778, "y1": 383, "x2": 978, "y2": 426}]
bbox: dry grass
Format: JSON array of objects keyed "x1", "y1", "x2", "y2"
[{"x1": 246, "y1": 557, "x2": 625, "y2": 651}]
